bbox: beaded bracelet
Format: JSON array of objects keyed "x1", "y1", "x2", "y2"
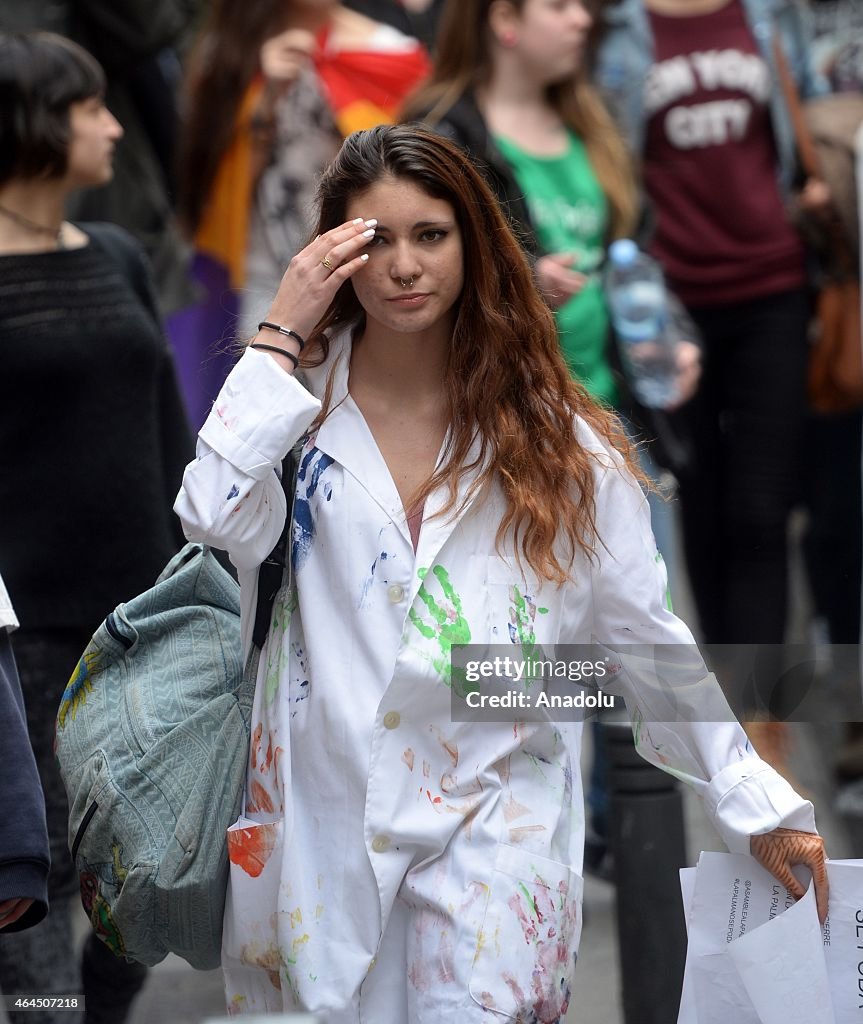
[
  {"x1": 257, "y1": 321, "x2": 306, "y2": 350},
  {"x1": 250, "y1": 342, "x2": 299, "y2": 369}
]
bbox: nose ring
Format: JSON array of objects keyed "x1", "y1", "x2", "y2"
[{"x1": 399, "y1": 277, "x2": 414, "y2": 289}]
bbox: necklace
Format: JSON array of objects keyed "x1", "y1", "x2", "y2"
[{"x1": 0, "y1": 203, "x2": 64, "y2": 248}]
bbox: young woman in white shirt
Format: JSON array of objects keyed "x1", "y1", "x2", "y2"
[{"x1": 175, "y1": 123, "x2": 827, "y2": 1023}]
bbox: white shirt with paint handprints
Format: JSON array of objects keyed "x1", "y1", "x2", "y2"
[{"x1": 174, "y1": 335, "x2": 816, "y2": 1022}]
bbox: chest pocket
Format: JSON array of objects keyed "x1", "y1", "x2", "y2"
[
  {"x1": 469, "y1": 843, "x2": 582, "y2": 1020},
  {"x1": 484, "y1": 557, "x2": 562, "y2": 648}
]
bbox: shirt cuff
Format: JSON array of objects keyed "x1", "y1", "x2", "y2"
[
  {"x1": 199, "y1": 348, "x2": 321, "y2": 479},
  {"x1": 705, "y1": 757, "x2": 817, "y2": 855}
]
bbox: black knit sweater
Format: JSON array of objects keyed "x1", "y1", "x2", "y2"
[{"x1": 0, "y1": 223, "x2": 193, "y2": 630}]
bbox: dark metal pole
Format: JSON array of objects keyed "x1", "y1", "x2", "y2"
[{"x1": 605, "y1": 719, "x2": 688, "y2": 1024}]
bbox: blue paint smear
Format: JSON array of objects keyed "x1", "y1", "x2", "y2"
[
  {"x1": 359, "y1": 557, "x2": 378, "y2": 607},
  {"x1": 226, "y1": 484, "x2": 240, "y2": 500},
  {"x1": 298, "y1": 448, "x2": 334, "y2": 494},
  {"x1": 298, "y1": 447, "x2": 316, "y2": 480},
  {"x1": 292, "y1": 501, "x2": 315, "y2": 568},
  {"x1": 292, "y1": 448, "x2": 334, "y2": 570}
]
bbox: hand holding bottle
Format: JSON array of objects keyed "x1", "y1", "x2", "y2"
[{"x1": 664, "y1": 339, "x2": 701, "y2": 411}]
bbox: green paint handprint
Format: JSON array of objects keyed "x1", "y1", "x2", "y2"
[
  {"x1": 508, "y1": 584, "x2": 537, "y2": 646},
  {"x1": 507, "y1": 584, "x2": 549, "y2": 664},
  {"x1": 408, "y1": 565, "x2": 471, "y2": 687}
]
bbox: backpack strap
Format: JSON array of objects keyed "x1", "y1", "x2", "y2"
[{"x1": 252, "y1": 438, "x2": 305, "y2": 650}]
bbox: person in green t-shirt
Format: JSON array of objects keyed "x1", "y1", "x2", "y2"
[
  {"x1": 495, "y1": 131, "x2": 617, "y2": 403},
  {"x1": 402, "y1": 0, "x2": 699, "y2": 414}
]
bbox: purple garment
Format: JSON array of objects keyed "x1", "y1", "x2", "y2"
[{"x1": 165, "y1": 253, "x2": 240, "y2": 430}]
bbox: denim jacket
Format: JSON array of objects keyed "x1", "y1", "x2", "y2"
[{"x1": 595, "y1": 0, "x2": 828, "y2": 196}]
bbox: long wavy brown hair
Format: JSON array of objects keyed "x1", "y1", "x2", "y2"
[
  {"x1": 178, "y1": 0, "x2": 296, "y2": 235},
  {"x1": 401, "y1": 0, "x2": 637, "y2": 241},
  {"x1": 303, "y1": 125, "x2": 641, "y2": 584}
]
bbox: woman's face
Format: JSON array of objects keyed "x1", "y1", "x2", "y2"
[
  {"x1": 64, "y1": 97, "x2": 123, "y2": 188},
  {"x1": 345, "y1": 174, "x2": 464, "y2": 342},
  {"x1": 503, "y1": 0, "x2": 593, "y2": 84}
]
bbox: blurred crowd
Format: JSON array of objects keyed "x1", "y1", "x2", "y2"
[{"x1": 0, "y1": 0, "x2": 861, "y2": 1021}]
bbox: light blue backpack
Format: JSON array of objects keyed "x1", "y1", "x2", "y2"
[{"x1": 55, "y1": 459, "x2": 297, "y2": 969}]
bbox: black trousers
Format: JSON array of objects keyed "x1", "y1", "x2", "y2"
[
  {"x1": 801, "y1": 409, "x2": 863, "y2": 645},
  {"x1": 675, "y1": 287, "x2": 811, "y2": 646}
]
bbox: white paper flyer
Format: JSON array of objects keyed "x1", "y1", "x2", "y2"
[{"x1": 678, "y1": 853, "x2": 863, "y2": 1024}]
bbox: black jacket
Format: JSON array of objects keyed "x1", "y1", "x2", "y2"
[{"x1": 0, "y1": 626, "x2": 49, "y2": 931}]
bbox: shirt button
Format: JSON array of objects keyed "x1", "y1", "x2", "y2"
[
  {"x1": 383, "y1": 711, "x2": 401, "y2": 730},
  {"x1": 371, "y1": 834, "x2": 391, "y2": 854},
  {"x1": 387, "y1": 584, "x2": 405, "y2": 603}
]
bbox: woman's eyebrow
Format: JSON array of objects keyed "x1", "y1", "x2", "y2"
[{"x1": 373, "y1": 220, "x2": 454, "y2": 232}]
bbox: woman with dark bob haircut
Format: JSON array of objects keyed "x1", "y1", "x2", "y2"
[
  {"x1": 176, "y1": 123, "x2": 827, "y2": 1022},
  {"x1": 0, "y1": 34, "x2": 106, "y2": 182},
  {"x1": 0, "y1": 32, "x2": 191, "y2": 1023}
]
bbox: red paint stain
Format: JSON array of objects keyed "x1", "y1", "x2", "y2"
[{"x1": 228, "y1": 822, "x2": 278, "y2": 877}]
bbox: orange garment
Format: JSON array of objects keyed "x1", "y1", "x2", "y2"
[{"x1": 194, "y1": 81, "x2": 265, "y2": 291}]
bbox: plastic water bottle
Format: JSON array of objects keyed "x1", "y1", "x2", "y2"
[{"x1": 605, "y1": 239, "x2": 677, "y2": 408}]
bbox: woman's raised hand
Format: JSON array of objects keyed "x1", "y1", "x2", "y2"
[
  {"x1": 252, "y1": 219, "x2": 376, "y2": 370},
  {"x1": 259, "y1": 29, "x2": 317, "y2": 92}
]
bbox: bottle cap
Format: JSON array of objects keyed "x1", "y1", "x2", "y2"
[{"x1": 609, "y1": 239, "x2": 638, "y2": 267}]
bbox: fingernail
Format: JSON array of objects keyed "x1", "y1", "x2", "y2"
[
  {"x1": 362, "y1": 228, "x2": 375, "y2": 237},
  {"x1": 352, "y1": 218, "x2": 364, "y2": 224},
  {"x1": 360, "y1": 253, "x2": 369, "y2": 262},
  {"x1": 364, "y1": 219, "x2": 377, "y2": 227}
]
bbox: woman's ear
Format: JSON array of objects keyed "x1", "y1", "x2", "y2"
[{"x1": 488, "y1": 0, "x2": 521, "y2": 47}]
